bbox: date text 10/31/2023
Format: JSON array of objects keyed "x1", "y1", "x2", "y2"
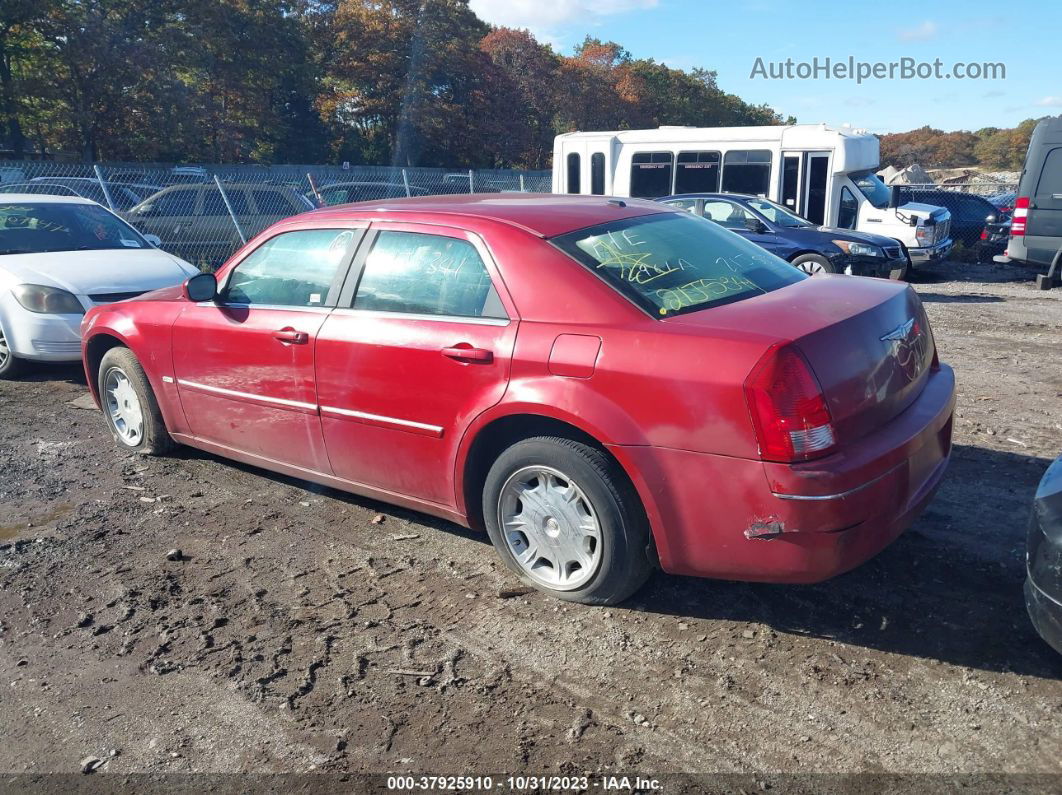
[{"x1": 385, "y1": 775, "x2": 663, "y2": 791}]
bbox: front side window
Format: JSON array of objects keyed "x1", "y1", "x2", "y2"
[
  {"x1": 837, "y1": 187, "x2": 859, "y2": 229},
  {"x1": 721, "y1": 150, "x2": 772, "y2": 195},
  {"x1": 674, "y1": 151, "x2": 721, "y2": 194},
  {"x1": 0, "y1": 201, "x2": 149, "y2": 255},
  {"x1": 746, "y1": 197, "x2": 812, "y2": 228},
  {"x1": 353, "y1": 231, "x2": 505, "y2": 319},
  {"x1": 552, "y1": 212, "x2": 803, "y2": 317},
  {"x1": 221, "y1": 228, "x2": 356, "y2": 307},
  {"x1": 630, "y1": 152, "x2": 674, "y2": 198},
  {"x1": 590, "y1": 153, "x2": 605, "y2": 195},
  {"x1": 700, "y1": 199, "x2": 757, "y2": 231},
  {"x1": 147, "y1": 188, "x2": 199, "y2": 217},
  {"x1": 567, "y1": 153, "x2": 581, "y2": 194}
]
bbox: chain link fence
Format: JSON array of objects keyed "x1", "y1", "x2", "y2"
[
  {"x1": 0, "y1": 161, "x2": 551, "y2": 269},
  {"x1": 885, "y1": 182, "x2": 1018, "y2": 254}
]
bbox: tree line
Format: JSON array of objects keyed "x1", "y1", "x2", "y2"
[
  {"x1": 879, "y1": 120, "x2": 1045, "y2": 172},
  {"x1": 0, "y1": 0, "x2": 785, "y2": 168}
]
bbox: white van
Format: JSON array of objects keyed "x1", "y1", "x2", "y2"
[{"x1": 552, "y1": 124, "x2": 952, "y2": 264}]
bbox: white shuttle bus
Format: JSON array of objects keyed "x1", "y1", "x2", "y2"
[{"x1": 552, "y1": 124, "x2": 952, "y2": 264}]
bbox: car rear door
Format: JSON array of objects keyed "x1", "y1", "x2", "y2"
[
  {"x1": 1029, "y1": 147, "x2": 1062, "y2": 254},
  {"x1": 171, "y1": 225, "x2": 363, "y2": 471},
  {"x1": 314, "y1": 222, "x2": 518, "y2": 507}
]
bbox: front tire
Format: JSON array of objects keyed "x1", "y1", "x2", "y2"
[
  {"x1": 98, "y1": 347, "x2": 175, "y2": 455},
  {"x1": 482, "y1": 436, "x2": 652, "y2": 605},
  {"x1": 792, "y1": 253, "x2": 837, "y2": 276}
]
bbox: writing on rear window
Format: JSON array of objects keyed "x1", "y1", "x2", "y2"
[{"x1": 552, "y1": 212, "x2": 803, "y2": 317}]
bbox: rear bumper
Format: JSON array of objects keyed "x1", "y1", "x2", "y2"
[{"x1": 616, "y1": 365, "x2": 955, "y2": 583}]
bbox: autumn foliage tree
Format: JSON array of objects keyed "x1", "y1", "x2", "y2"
[{"x1": 2, "y1": 0, "x2": 786, "y2": 166}]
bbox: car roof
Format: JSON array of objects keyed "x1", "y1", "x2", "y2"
[
  {"x1": 307, "y1": 193, "x2": 669, "y2": 238},
  {"x1": 0, "y1": 193, "x2": 97, "y2": 205},
  {"x1": 661, "y1": 193, "x2": 766, "y2": 202}
]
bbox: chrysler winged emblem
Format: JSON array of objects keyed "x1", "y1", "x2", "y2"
[
  {"x1": 880, "y1": 318, "x2": 915, "y2": 342},
  {"x1": 881, "y1": 318, "x2": 925, "y2": 380}
]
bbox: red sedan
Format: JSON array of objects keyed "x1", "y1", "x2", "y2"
[{"x1": 81, "y1": 195, "x2": 955, "y2": 604}]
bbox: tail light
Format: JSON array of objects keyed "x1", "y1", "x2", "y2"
[
  {"x1": 1012, "y1": 197, "x2": 1029, "y2": 236},
  {"x1": 979, "y1": 228, "x2": 988, "y2": 241},
  {"x1": 743, "y1": 344, "x2": 836, "y2": 462}
]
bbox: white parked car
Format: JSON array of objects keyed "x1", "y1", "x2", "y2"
[{"x1": 0, "y1": 194, "x2": 198, "y2": 378}]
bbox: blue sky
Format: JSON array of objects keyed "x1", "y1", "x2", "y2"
[{"x1": 468, "y1": 0, "x2": 1060, "y2": 133}]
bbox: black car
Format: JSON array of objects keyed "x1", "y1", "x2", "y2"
[
  {"x1": 1026, "y1": 454, "x2": 1062, "y2": 654},
  {"x1": 658, "y1": 193, "x2": 908, "y2": 279},
  {"x1": 976, "y1": 217, "x2": 1011, "y2": 263},
  {"x1": 894, "y1": 188, "x2": 1000, "y2": 246}
]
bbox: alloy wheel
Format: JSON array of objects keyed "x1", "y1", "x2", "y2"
[
  {"x1": 104, "y1": 367, "x2": 144, "y2": 446},
  {"x1": 497, "y1": 466, "x2": 603, "y2": 591},
  {"x1": 796, "y1": 260, "x2": 827, "y2": 275}
]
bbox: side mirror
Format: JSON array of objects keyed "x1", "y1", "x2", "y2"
[
  {"x1": 888, "y1": 185, "x2": 901, "y2": 209},
  {"x1": 183, "y1": 272, "x2": 217, "y2": 302},
  {"x1": 744, "y1": 216, "x2": 767, "y2": 233},
  {"x1": 143, "y1": 234, "x2": 162, "y2": 247}
]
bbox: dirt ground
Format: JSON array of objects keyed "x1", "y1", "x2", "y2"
[{"x1": 1, "y1": 258, "x2": 1061, "y2": 786}]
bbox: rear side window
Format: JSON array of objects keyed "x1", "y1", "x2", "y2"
[
  {"x1": 353, "y1": 231, "x2": 505, "y2": 319},
  {"x1": 201, "y1": 189, "x2": 249, "y2": 216},
  {"x1": 630, "y1": 152, "x2": 674, "y2": 198},
  {"x1": 838, "y1": 187, "x2": 858, "y2": 229},
  {"x1": 1034, "y1": 148, "x2": 1062, "y2": 197},
  {"x1": 552, "y1": 212, "x2": 803, "y2": 317},
  {"x1": 252, "y1": 189, "x2": 304, "y2": 214},
  {"x1": 674, "y1": 151, "x2": 720, "y2": 194},
  {"x1": 566, "y1": 153, "x2": 581, "y2": 194},
  {"x1": 722, "y1": 150, "x2": 772, "y2": 195},
  {"x1": 221, "y1": 228, "x2": 356, "y2": 307}
]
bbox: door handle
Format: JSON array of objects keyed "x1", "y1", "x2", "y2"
[
  {"x1": 442, "y1": 344, "x2": 493, "y2": 363},
  {"x1": 273, "y1": 328, "x2": 309, "y2": 344}
]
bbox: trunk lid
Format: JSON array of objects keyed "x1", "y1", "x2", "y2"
[{"x1": 665, "y1": 276, "x2": 935, "y2": 446}]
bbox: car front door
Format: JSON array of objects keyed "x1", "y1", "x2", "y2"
[
  {"x1": 314, "y1": 223, "x2": 518, "y2": 507},
  {"x1": 171, "y1": 226, "x2": 363, "y2": 471}
]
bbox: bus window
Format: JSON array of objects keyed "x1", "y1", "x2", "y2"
[
  {"x1": 722, "y1": 150, "x2": 772, "y2": 196},
  {"x1": 630, "y1": 152, "x2": 674, "y2": 198},
  {"x1": 590, "y1": 153, "x2": 605, "y2": 195},
  {"x1": 567, "y1": 152, "x2": 581, "y2": 194},
  {"x1": 674, "y1": 151, "x2": 720, "y2": 194}
]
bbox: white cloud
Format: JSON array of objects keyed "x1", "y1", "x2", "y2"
[
  {"x1": 897, "y1": 20, "x2": 938, "y2": 42},
  {"x1": 1036, "y1": 96, "x2": 1062, "y2": 107},
  {"x1": 469, "y1": 0, "x2": 658, "y2": 44}
]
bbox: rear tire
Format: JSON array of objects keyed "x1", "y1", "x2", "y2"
[
  {"x1": 792, "y1": 253, "x2": 837, "y2": 276},
  {"x1": 0, "y1": 324, "x2": 25, "y2": 379},
  {"x1": 482, "y1": 436, "x2": 653, "y2": 605},
  {"x1": 98, "y1": 347, "x2": 175, "y2": 455}
]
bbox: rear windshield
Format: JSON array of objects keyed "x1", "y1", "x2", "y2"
[{"x1": 551, "y1": 212, "x2": 803, "y2": 317}]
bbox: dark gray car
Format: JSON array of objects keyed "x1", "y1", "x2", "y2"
[
  {"x1": 1005, "y1": 115, "x2": 1062, "y2": 282},
  {"x1": 1027, "y1": 454, "x2": 1062, "y2": 654}
]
